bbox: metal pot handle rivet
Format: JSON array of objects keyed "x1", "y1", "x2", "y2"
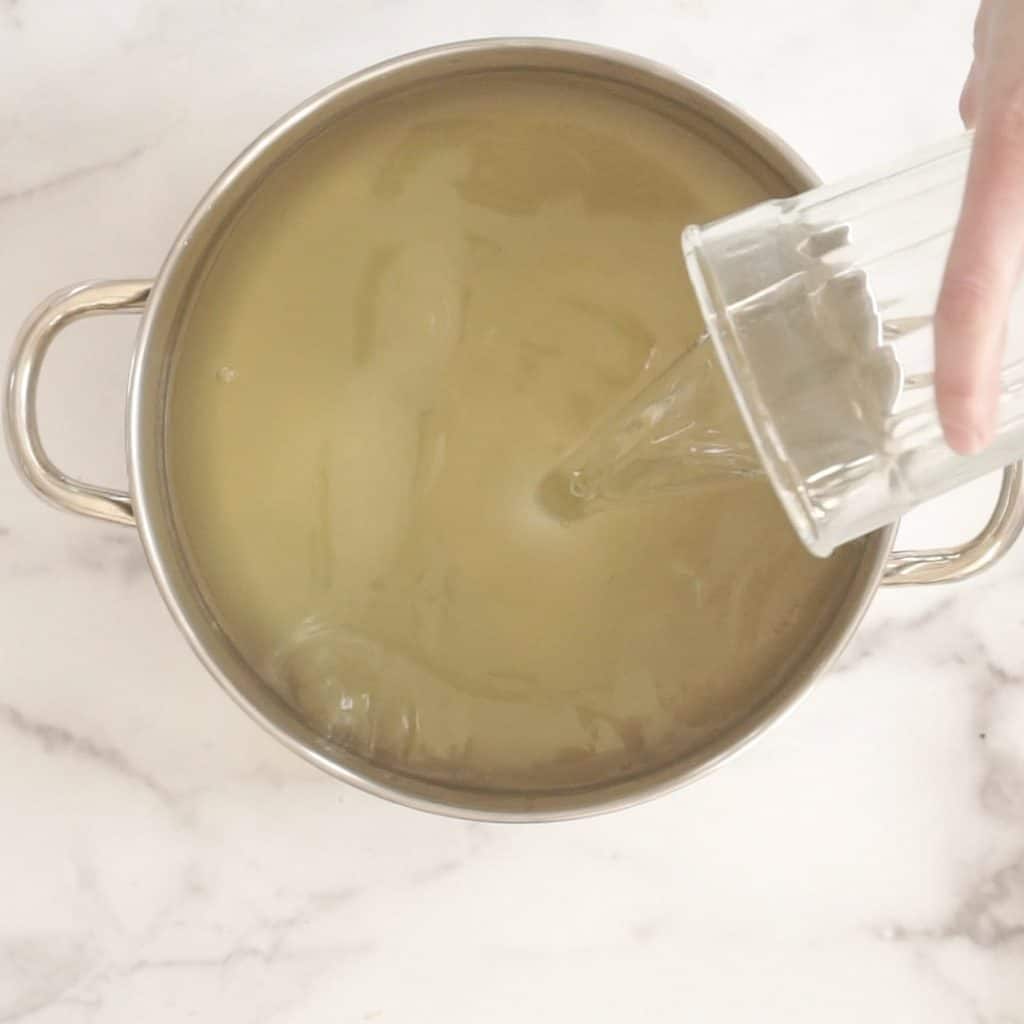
[{"x1": 5, "y1": 279, "x2": 151, "y2": 527}]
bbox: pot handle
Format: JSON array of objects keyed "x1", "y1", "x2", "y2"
[
  {"x1": 5, "y1": 279, "x2": 152, "y2": 527},
  {"x1": 883, "y1": 462, "x2": 1024, "y2": 585},
  {"x1": 10, "y1": 279, "x2": 1023, "y2": 573}
]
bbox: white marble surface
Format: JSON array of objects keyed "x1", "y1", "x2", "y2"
[{"x1": 3, "y1": 1, "x2": 1024, "y2": 1021}]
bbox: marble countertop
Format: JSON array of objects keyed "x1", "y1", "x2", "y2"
[{"x1": 4, "y1": 1, "x2": 1023, "y2": 1021}]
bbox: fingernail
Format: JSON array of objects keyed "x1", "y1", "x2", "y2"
[{"x1": 943, "y1": 416, "x2": 991, "y2": 455}]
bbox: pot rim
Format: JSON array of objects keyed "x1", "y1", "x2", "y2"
[{"x1": 126, "y1": 37, "x2": 896, "y2": 821}]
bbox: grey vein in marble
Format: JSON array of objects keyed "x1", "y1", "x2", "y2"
[
  {"x1": 832, "y1": 595, "x2": 960, "y2": 677},
  {"x1": 0, "y1": 702, "x2": 175, "y2": 807},
  {"x1": 0, "y1": 144, "x2": 149, "y2": 208},
  {"x1": 882, "y1": 850, "x2": 1024, "y2": 950},
  {"x1": 0, "y1": 935, "x2": 93, "y2": 1024},
  {"x1": 67, "y1": 532, "x2": 150, "y2": 584}
]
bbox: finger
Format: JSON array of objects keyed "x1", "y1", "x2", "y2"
[
  {"x1": 973, "y1": 0, "x2": 993, "y2": 60},
  {"x1": 960, "y1": 62, "x2": 979, "y2": 126},
  {"x1": 934, "y1": 106, "x2": 1024, "y2": 453},
  {"x1": 961, "y1": 2, "x2": 996, "y2": 127}
]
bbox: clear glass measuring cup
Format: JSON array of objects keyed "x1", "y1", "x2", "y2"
[{"x1": 683, "y1": 131, "x2": 1024, "y2": 558}]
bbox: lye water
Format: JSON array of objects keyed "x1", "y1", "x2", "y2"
[{"x1": 539, "y1": 334, "x2": 762, "y2": 521}]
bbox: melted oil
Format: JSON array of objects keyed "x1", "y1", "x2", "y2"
[{"x1": 168, "y1": 74, "x2": 863, "y2": 791}]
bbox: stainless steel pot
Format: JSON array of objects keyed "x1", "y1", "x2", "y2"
[{"x1": 7, "y1": 40, "x2": 1024, "y2": 821}]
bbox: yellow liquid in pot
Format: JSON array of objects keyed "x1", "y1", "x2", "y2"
[{"x1": 168, "y1": 75, "x2": 862, "y2": 790}]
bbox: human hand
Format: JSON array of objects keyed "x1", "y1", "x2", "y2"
[{"x1": 935, "y1": 0, "x2": 1024, "y2": 453}]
